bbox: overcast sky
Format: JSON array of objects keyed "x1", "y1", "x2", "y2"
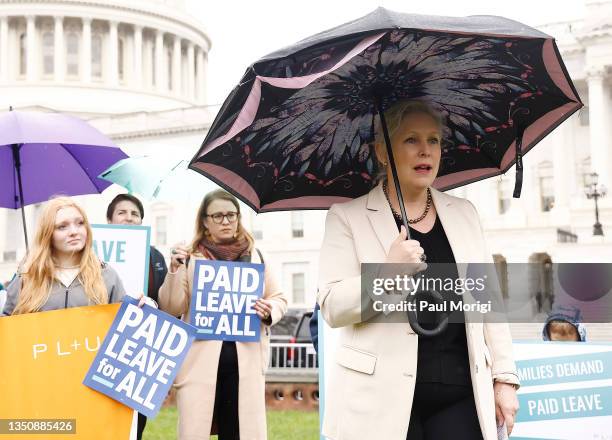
[{"x1": 185, "y1": 0, "x2": 585, "y2": 107}]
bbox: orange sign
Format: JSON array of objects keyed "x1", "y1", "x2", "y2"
[{"x1": 0, "y1": 304, "x2": 133, "y2": 439}]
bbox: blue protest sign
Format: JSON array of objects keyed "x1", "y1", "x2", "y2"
[
  {"x1": 83, "y1": 296, "x2": 196, "y2": 418},
  {"x1": 190, "y1": 260, "x2": 264, "y2": 342}
]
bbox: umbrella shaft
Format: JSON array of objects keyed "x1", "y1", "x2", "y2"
[
  {"x1": 11, "y1": 144, "x2": 29, "y2": 251},
  {"x1": 376, "y1": 102, "x2": 412, "y2": 240}
]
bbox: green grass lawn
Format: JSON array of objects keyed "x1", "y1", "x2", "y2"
[{"x1": 144, "y1": 407, "x2": 320, "y2": 440}]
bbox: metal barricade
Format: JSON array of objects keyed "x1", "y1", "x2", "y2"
[{"x1": 268, "y1": 342, "x2": 319, "y2": 370}]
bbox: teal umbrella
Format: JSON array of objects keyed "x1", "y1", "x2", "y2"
[{"x1": 99, "y1": 156, "x2": 219, "y2": 201}]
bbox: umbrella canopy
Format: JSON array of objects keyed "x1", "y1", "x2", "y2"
[
  {"x1": 0, "y1": 110, "x2": 128, "y2": 248},
  {"x1": 99, "y1": 156, "x2": 219, "y2": 201},
  {"x1": 0, "y1": 111, "x2": 127, "y2": 208},
  {"x1": 190, "y1": 8, "x2": 582, "y2": 214}
]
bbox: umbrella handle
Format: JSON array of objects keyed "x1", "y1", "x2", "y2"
[{"x1": 406, "y1": 289, "x2": 449, "y2": 337}]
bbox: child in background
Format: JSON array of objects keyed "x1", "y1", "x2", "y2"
[{"x1": 542, "y1": 305, "x2": 587, "y2": 342}]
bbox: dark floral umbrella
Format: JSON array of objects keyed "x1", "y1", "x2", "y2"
[{"x1": 190, "y1": 8, "x2": 582, "y2": 224}]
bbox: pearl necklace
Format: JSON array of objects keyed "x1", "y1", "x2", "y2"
[{"x1": 383, "y1": 181, "x2": 432, "y2": 225}]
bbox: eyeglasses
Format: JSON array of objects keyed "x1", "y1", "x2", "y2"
[{"x1": 206, "y1": 212, "x2": 239, "y2": 224}]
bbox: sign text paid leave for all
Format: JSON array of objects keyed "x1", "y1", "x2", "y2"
[
  {"x1": 84, "y1": 297, "x2": 196, "y2": 418},
  {"x1": 190, "y1": 260, "x2": 264, "y2": 341}
]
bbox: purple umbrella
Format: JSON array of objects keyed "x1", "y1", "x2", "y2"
[{"x1": 0, "y1": 110, "x2": 128, "y2": 250}]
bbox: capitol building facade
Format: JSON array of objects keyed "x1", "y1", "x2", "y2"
[
  {"x1": 0, "y1": 0, "x2": 216, "y2": 280},
  {"x1": 0, "y1": 0, "x2": 610, "y2": 339},
  {"x1": 0, "y1": 0, "x2": 209, "y2": 113}
]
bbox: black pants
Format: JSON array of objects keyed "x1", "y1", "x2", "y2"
[
  {"x1": 136, "y1": 413, "x2": 146, "y2": 440},
  {"x1": 407, "y1": 382, "x2": 483, "y2": 440},
  {"x1": 214, "y1": 341, "x2": 240, "y2": 440}
]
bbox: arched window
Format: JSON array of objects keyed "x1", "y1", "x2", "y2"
[
  {"x1": 538, "y1": 161, "x2": 554, "y2": 212},
  {"x1": 194, "y1": 56, "x2": 198, "y2": 94},
  {"x1": 252, "y1": 213, "x2": 263, "y2": 240},
  {"x1": 4, "y1": 209, "x2": 20, "y2": 261},
  {"x1": 167, "y1": 46, "x2": 172, "y2": 90},
  {"x1": 42, "y1": 31, "x2": 54, "y2": 75},
  {"x1": 181, "y1": 49, "x2": 188, "y2": 94},
  {"x1": 19, "y1": 33, "x2": 26, "y2": 76},
  {"x1": 581, "y1": 157, "x2": 592, "y2": 187},
  {"x1": 579, "y1": 106, "x2": 589, "y2": 126},
  {"x1": 91, "y1": 34, "x2": 102, "y2": 78},
  {"x1": 66, "y1": 32, "x2": 79, "y2": 76},
  {"x1": 118, "y1": 37, "x2": 125, "y2": 82},
  {"x1": 528, "y1": 253, "x2": 554, "y2": 314},
  {"x1": 141, "y1": 38, "x2": 152, "y2": 86},
  {"x1": 492, "y1": 254, "x2": 509, "y2": 299},
  {"x1": 497, "y1": 178, "x2": 512, "y2": 215},
  {"x1": 151, "y1": 43, "x2": 156, "y2": 86}
]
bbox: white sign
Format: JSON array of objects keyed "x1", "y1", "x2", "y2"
[
  {"x1": 319, "y1": 332, "x2": 612, "y2": 440},
  {"x1": 512, "y1": 341, "x2": 612, "y2": 440},
  {"x1": 91, "y1": 224, "x2": 151, "y2": 297}
]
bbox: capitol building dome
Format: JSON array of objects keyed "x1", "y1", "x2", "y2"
[{"x1": 0, "y1": 0, "x2": 211, "y2": 114}]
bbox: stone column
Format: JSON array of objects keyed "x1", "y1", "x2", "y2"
[
  {"x1": 587, "y1": 67, "x2": 610, "y2": 189},
  {"x1": 172, "y1": 35, "x2": 181, "y2": 94},
  {"x1": 133, "y1": 25, "x2": 142, "y2": 88},
  {"x1": 26, "y1": 15, "x2": 36, "y2": 81},
  {"x1": 107, "y1": 20, "x2": 118, "y2": 86},
  {"x1": 53, "y1": 16, "x2": 64, "y2": 81},
  {"x1": 81, "y1": 17, "x2": 91, "y2": 82}
]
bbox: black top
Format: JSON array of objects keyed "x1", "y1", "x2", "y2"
[
  {"x1": 395, "y1": 215, "x2": 472, "y2": 386},
  {"x1": 147, "y1": 246, "x2": 168, "y2": 303}
]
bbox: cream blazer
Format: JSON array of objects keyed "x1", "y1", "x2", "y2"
[{"x1": 317, "y1": 183, "x2": 520, "y2": 440}]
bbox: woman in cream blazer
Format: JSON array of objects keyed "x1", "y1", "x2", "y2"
[{"x1": 318, "y1": 101, "x2": 520, "y2": 440}]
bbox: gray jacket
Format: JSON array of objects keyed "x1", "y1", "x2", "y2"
[{"x1": 1, "y1": 263, "x2": 126, "y2": 316}]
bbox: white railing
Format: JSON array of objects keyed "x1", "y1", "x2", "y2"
[{"x1": 269, "y1": 342, "x2": 318, "y2": 370}]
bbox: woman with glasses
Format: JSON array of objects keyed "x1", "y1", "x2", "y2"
[{"x1": 159, "y1": 189, "x2": 287, "y2": 440}]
